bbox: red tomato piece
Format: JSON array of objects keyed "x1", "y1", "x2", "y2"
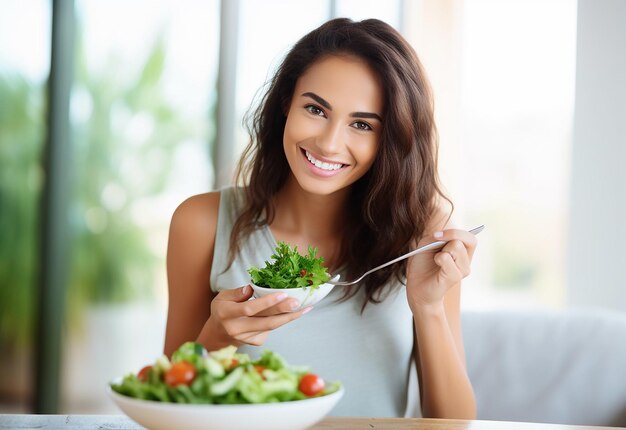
[
  {"x1": 137, "y1": 365, "x2": 152, "y2": 382},
  {"x1": 299, "y1": 373, "x2": 325, "y2": 396},
  {"x1": 164, "y1": 361, "x2": 196, "y2": 387},
  {"x1": 254, "y1": 365, "x2": 267, "y2": 379}
]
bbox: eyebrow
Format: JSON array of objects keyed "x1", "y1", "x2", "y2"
[{"x1": 301, "y1": 92, "x2": 383, "y2": 122}]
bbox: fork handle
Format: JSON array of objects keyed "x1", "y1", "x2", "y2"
[
  {"x1": 328, "y1": 225, "x2": 484, "y2": 286},
  {"x1": 374, "y1": 224, "x2": 485, "y2": 270}
]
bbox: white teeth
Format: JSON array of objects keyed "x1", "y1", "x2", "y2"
[{"x1": 305, "y1": 150, "x2": 343, "y2": 171}]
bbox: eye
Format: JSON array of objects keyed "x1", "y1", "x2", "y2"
[
  {"x1": 351, "y1": 121, "x2": 373, "y2": 131},
  {"x1": 305, "y1": 104, "x2": 325, "y2": 117}
]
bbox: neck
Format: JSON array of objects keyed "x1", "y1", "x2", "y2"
[{"x1": 271, "y1": 176, "x2": 348, "y2": 240}]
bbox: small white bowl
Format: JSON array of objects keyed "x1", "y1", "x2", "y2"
[
  {"x1": 251, "y1": 275, "x2": 340, "y2": 309},
  {"x1": 109, "y1": 385, "x2": 344, "y2": 430}
]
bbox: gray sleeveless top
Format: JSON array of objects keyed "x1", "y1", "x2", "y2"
[{"x1": 210, "y1": 187, "x2": 420, "y2": 417}]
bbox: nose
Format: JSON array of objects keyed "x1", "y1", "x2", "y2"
[{"x1": 315, "y1": 120, "x2": 343, "y2": 155}]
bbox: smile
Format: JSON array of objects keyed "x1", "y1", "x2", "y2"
[{"x1": 304, "y1": 150, "x2": 345, "y2": 171}]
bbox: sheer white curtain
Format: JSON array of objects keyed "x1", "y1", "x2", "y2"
[{"x1": 403, "y1": 0, "x2": 578, "y2": 310}]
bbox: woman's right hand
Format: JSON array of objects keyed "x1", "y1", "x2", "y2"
[{"x1": 197, "y1": 285, "x2": 310, "y2": 349}]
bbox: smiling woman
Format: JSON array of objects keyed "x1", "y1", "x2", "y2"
[
  {"x1": 282, "y1": 55, "x2": 382, "y2": 195},
  {"x1": 165, "y1": 17, "x2": 477, "y2": 419}
]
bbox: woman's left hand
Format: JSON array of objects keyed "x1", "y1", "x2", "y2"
[{"x1": 405, "y1": 228, "x2": 478, "y2": 312}]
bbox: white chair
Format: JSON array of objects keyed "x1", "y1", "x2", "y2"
[{"x1": 462, "y1": 308, "x2": 626, "y2": 426}]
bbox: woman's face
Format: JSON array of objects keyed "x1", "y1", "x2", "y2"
[{"x1": 283, "y1": 54, "x2": 383, "y2": 196}]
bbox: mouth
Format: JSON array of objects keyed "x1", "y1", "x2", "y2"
[{"x1": 301, "y1": 149, "x2": 347, "y2": 172}]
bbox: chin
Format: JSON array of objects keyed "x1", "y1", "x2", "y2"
[
  {"x1": 292, "y1": 175, "x2": 353, "y2": 197},
  {"x1": 299, "y1": 182, "x2": 340, "y2": 196}
]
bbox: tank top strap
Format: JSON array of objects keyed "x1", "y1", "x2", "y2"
[{"x1": 210, "y1": 186, "x2": 276, "y2": 292}]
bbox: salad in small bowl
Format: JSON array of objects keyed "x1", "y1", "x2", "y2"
[
  {"x1": 248, "y1": 241, "x2": 339, "y2": 309},
  {"x1": 109, "y1": 342, "x2": 343, "y2": 430}
]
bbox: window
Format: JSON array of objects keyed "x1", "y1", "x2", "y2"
[
  {"x1": 62, "y1": 0, "x2": 219, "y2": 412},
  {"x1": 404, "y1": 0, "x2": 577, "y2": 309},
  {"x1": 0, "y1": 0, "x2": 51, "y2": 413}
]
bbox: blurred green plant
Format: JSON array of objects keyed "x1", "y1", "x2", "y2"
[
  {"x1": 0, "y1": 35, "x2": 207, "y2": 347},
  {"x1": 0, "y1": 73, "x2": 44, "y2": 348},
  {"x1": 68, "y1": 35, "x2": 202, "y2": 311}
]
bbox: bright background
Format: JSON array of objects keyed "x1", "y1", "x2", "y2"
[{"x1": 1, "y1": 0, "x2": 624, "y2": 415}]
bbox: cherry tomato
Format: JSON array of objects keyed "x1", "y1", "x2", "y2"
[
  {"x1": 254, "y1": 365, "x2": 267, "y2": 379},
  {"x1": 137, "y1": 365, "x2": 152, "y2": 382},
  {"x1": 299, "y1": 373, "x2": 325, "y2": 396},
  {"x1": 164, "y1": 361, "x2": 196, "y2": 387}
]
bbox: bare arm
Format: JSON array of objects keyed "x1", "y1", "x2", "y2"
[
  {"x1": 164, "y1": 191, "x2": 309, "y2": 357},
  {"x1": 164, "y1": 192, "x2": 220, "y2": 357},
  {"x1": 412, "y1": 283, "x2": 475, "y2": 418},
  {"x1": 407, "y1": 214, "x2": 477, "y2": 419}
]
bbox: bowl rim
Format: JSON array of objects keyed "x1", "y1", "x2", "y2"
[
  {"x1": 250, "y1": 275, "x2": 340, "y2": 292},
  {"x1": 108, "y1": 384, "x2": 344, "y2": 409}
]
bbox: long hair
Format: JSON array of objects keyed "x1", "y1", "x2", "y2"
[{"x1": 229, "y1": 18, "x2": 452, "y2": 309}]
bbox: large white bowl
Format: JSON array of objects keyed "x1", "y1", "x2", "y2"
[
  {"x1": 251, "y1": 275, "x2": 340, "y2": 310},
  {"x1": 108, "y1": 385, "x2": 344, "y2": 430}
]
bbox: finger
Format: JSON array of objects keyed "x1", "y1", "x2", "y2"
[
  {"x1": 256, "y1": 297, "x2": 301, "y2": 317},
  {"x1": 213, "y1": 292, "x2": 288, "y2": 321},
  {"x1": 433, "y1": 229, "x2": 478, "y2": 259},
  {"x1": 434, "y1": 251, "x2": 463, "y2": 284},
  {"x1": 221, "y1": 291, "x2": 291, "y2": 318},
  {"x1": 443, "y1": 240, "x2": 471, "y2": 277},
  {"x1": 228, "y1": 306, "x2": 312, "y2": 334},
  {"x1": 214, "y1": 285, "x2": 255, "y2": 303},
  {"x1": 240, "y1": 331, "x2": 270, "y2": 347},
  {"x1": 223, "y1": 329, "x2": 269, "y2": 347}
]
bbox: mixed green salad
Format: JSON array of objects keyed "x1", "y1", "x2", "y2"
[
  {"x1": 248, "y1": 241, "x2": 331, "y2": 290},
  {"x1": 111, "y1": 342, "x2": 340, "y2": 404}
]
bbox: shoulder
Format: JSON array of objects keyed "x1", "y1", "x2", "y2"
[
  {"x1": 169, "y1": 191, "x2": 222, "y2": 244},
  {"x1": 172, "y1": 191, "x2": 221, "y2": 226}
]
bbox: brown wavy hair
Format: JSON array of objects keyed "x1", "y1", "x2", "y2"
[{"x1": 229, "y1": 18, "x2": 452, "y2": 308}]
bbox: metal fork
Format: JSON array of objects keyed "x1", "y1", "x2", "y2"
[{"x1": 327, "y1": 225, "x2": 485, "y2": 286}]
